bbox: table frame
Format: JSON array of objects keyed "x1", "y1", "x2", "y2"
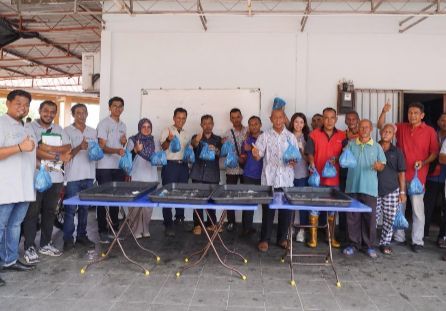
[
  {"x1": 63, "y1": 196, "x2": 160, "y2": 275},
  {"x1": 269, "y1": 193, "x2": 372, "y2": 287}
]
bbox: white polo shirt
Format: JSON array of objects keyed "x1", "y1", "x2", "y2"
[
  {"x1": 96, "y1": 116, "x2": 127, "y2": 169},
  {"x1": 159, "y1": 125, "x2": 190, "y2": 161},
  {"x1": 126, "y1": 139, "x2": 159, "y2": 182},
  {"x1": 25, "y1": 120, "x2": 69, "y2": 184},
  {"x1": 0, "y1": 114, "x2": 36, "y2": 205},
  {"x1": 64, "y1": 124, "x2": 97, "y2": 182}
]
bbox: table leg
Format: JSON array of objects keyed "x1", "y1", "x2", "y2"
[
  {"x1": 176, "y1": 209, "x2": 246, "y2": 280},
  {"x1": 122, "y1": 208, "x2": 161, "y2": 263},
  {"x1": 326, "y1": 212, "x2": 341, "y2": 287},
  {"x1": 80, "y1": 207, "x2": 150, "y2": 276},
  {"x1": 205, "y1": 210, "x2": 248, "y2": 264}
]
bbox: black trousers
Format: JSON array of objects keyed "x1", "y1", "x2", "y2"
[
  {"x1": 192, "y1": 180, "x2": 217, "y2": 227},
  {"x1": 260, "y1": 189, "x2": 291, "y2": 243},
  {"x1": 347, "y1": 193, "x2": 377, "y2": 250},
  {"x1": 423, "y1": 180, "x2": 446, "y2": 238},
  {"x1": 96, "y1": 169, "x2": 125, "y2": 233},
  {"x1": 226, "y1": 174, "x2": 244, "y2": 224},
  {"x1": 23, "y1": 182, "x2": 63, "y2": 249},
  {"x1": 161, "y1": 161, "x2": 189, "y2": 227},
  {"x1": 242, "y1": 176, "x2": 261, "y2": 230}
]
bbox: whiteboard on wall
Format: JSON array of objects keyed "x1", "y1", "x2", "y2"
[{"x1": 140, "y1": 88, "x2": 261, "y2": 140}]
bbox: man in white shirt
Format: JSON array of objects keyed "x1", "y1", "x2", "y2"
[
  {"x1": 159, "y1": 108, "x2": 190, "y2": 237},
  {"x1": 63, "y1": 104, "x2": 97, "y2": 251},
  {"x1": 0, "y1": 90, "x2": 37, "y2": 286},
  {"x1": 23, "y1": 100, "x2": 71, "y2": 263},
  {"x1": 96, "y1": 97, "x2": 127, "y2": 243},
  {"x1": 253, "y1": 109, "x2": 298, "y2": 252}
]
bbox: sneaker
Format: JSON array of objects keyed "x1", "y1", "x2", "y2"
[
  {"x1": 174, "y1": 218, "x2": 184, "y2": 225},
  {"x1": 134, "y1": 234, "x2": 143, "y2": 239},
  {"x1": 76, "y1": 236, "x2": 95, "y2": 248},
  {"x1": 437, "y1": 237, "x2": 446, "y2": 249},
  {"x1": 206, "y1": 225, "x2": 223, "y2": 233},
  {"x1": 165, "y1": 226, "x2": 175, "y2": 237},
  {"x1": 39, "y1": 243, "x2": 63, "y2": 257},
  {"x1": 99, "y1": 233, "x2": 112, "y2": 244},
  {"x1": 226, "y1": 222, "x2": 236, "y2": 232},
  {"x1": 63, "y1": 241, "x2": 75, "y2": 252},
  {"x1": 366, "y1": 248, "x2": 378, "y2": 259},
  {"x1": 343, "y1": 246, "x2": 356, "y2": 257},
  {"x1": 411, "y1": 244, "x2": 423, "y2": 253},
  {"x1": 296, "y1": 229, "x2": 305, "y2": 243},
  {"x1": 24, "y1": 247, "x2": 40, "y2": 264},
  {"x1": 142, "y1": 232, "x2": 151, "y2": 238},
  {"x1": 192, "y1": 225, "x2": 202, "y2": 235}
]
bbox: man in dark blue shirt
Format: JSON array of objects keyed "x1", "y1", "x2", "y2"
[{"x1": 190, "y1": 115, "x2": 222, "y2": 235}]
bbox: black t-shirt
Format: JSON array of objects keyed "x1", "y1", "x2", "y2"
[
  {"x1": 378, "y1": 144, "x2": 406, "y2": 197},
  {"x1": 190, "y1": 133, "x2": 222, "y2": 184}
]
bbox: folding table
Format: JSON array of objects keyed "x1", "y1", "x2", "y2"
[
  {"x1": 63, "y1": 195, "x2": 160, "y2": 275},
  {"x1": 269, "y1": 192, "x2": 372, "y2": 287},
  {"x1": 157, "y1": 201, "x2": 257, "y2": 280}
]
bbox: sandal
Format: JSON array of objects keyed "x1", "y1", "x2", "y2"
[
  {"x1": 379, "y1": 245, "x2": 393, "y2": 255},
  {"x1": 342, "y1": 246, "x2": 356, "y2": 256}
]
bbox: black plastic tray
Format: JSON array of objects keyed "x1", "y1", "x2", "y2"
[
  {"x1": 79, "y1": 182, "x2": 159, "y2": 202},
  {"x1": 148, "y1": 183, "x2": 216, "y2": 204},
  {"x1": 211, "y1": 184, "x2": 273, "y2": 205},
  {"x1": 284, "y1": 187, "x2": 352, "y2": 206}
]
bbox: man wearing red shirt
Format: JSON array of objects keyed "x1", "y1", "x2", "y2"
[
  {"x1": 305, "y1": 107, "x2": 346, "y2": 248},
  {"x1": 378, "y1": 102, "x2": 439, "y2": 252}
]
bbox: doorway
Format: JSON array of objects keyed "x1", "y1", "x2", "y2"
[
  {"x1": 402, "y1": 93, "x2": 446, "y2": 128},
  {"x1": 403, "y1": 92, "x2": 446, "y2": 237}
]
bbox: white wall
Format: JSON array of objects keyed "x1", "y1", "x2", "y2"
[{"x1": 100, "y1": 13, "x2": 446, "y2": 221}]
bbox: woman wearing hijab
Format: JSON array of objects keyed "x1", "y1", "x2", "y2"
[{"x1": 126, "y1": 118, "x2": 159, "y2": 238}]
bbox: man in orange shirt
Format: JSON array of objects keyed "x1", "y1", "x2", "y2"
[
  {"x1": 378, "y1": 102, "x2": 438, "y2": 253},
  {"x1": 305, "y1": 107, "x2": 346, "y2": 248}
]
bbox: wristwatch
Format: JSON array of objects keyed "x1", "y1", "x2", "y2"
[
  {"x1": 400, "y1": 191, "x2": 406, "y2": 195},
  {"x1": 54, "y1": 154, "x2": 60, "y2": 162}
]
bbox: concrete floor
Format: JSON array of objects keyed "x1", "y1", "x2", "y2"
[{"x1": 1, "y1": 214, "x2": 446, "y2": 311}]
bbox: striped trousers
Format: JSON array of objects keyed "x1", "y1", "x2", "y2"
[{"x1": 377, "y1": 188, "x2": 399, "y2": 246}]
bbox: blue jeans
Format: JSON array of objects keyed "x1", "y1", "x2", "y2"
[
  {"x1": 294, "y1": 177, "x2": 309, "y2": 225},
  {"x1": 64, "y1": 179, "x2": 94, "y2": 241},
  {"x1": 0, "y1": 202, "x2": 29, "y2": 265}
]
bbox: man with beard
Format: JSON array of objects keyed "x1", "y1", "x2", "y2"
[{"x1": 23, "y1": 100, "x2": 71, "y2": 263}]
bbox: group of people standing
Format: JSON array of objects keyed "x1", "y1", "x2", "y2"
[{"x1": 1, "y1": 89, "x2": 445, "y2": 288}]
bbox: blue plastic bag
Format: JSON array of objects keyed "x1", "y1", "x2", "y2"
[
  {"x1": 221, "y1": 140, "x2": 234, "y2": 157},
  {"x1": 339, "y1": 148, "x2": 357, "y2": 168},
  {"x1": 272, "y1": 97, "x2": 286, "y2": 110},
  {"x1": 308, "y1": 168, "x2": 321, "y2": 187},
  {"x1": 150, "y1": 151, "x2": 167, "y2": 166},
  {"x1": 34, "y1": 164, "x2": 52, "y2": 192},
  {"x1": 322, "y1": 160, "x2": 337, "y2": 178},
  {"x1": 169, "y1": 135, "x2": 181, "y2": 153},
  {"x1": 282, "y1": 139, "x2": 302, "y2": 164},
  {"x1": 119, "y1": 149, "x2": 133, "y2": 175},
  {"x1": 199, "y1": 142, "x2": 215, "y2": 161},
  {"x1": 408, "y1": 168, "x2": 424, "y2": 195},
  {"x1": 225, "y1": 151, "x2": 238, "y2": 168},
  {"x1": 393, "y1": 204, "x2": 409, "y2": 230},
  {"x1": 183, "y1": 143, "x2": 195, "y2": 164},
  {"x1": 87, "y1": 140, "x2": 104, "y2": 161}
]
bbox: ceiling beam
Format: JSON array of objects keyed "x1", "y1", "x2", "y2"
[
  {"x1": 1, "y1": 66, "x2": 29, "y2": 76},
  {"x1": 1, "y1": 48, "x2": 73, "y2": 76},
  {"x1": 300, "y1": 0, "x2": 311, "y2": 32},
  {"x1": 371, "y1": 0, "x2": 384, "y2": 12}
]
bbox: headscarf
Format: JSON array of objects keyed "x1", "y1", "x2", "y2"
[{"x1": 129, "y1": 118, "x2": 155, "y2": 161}]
